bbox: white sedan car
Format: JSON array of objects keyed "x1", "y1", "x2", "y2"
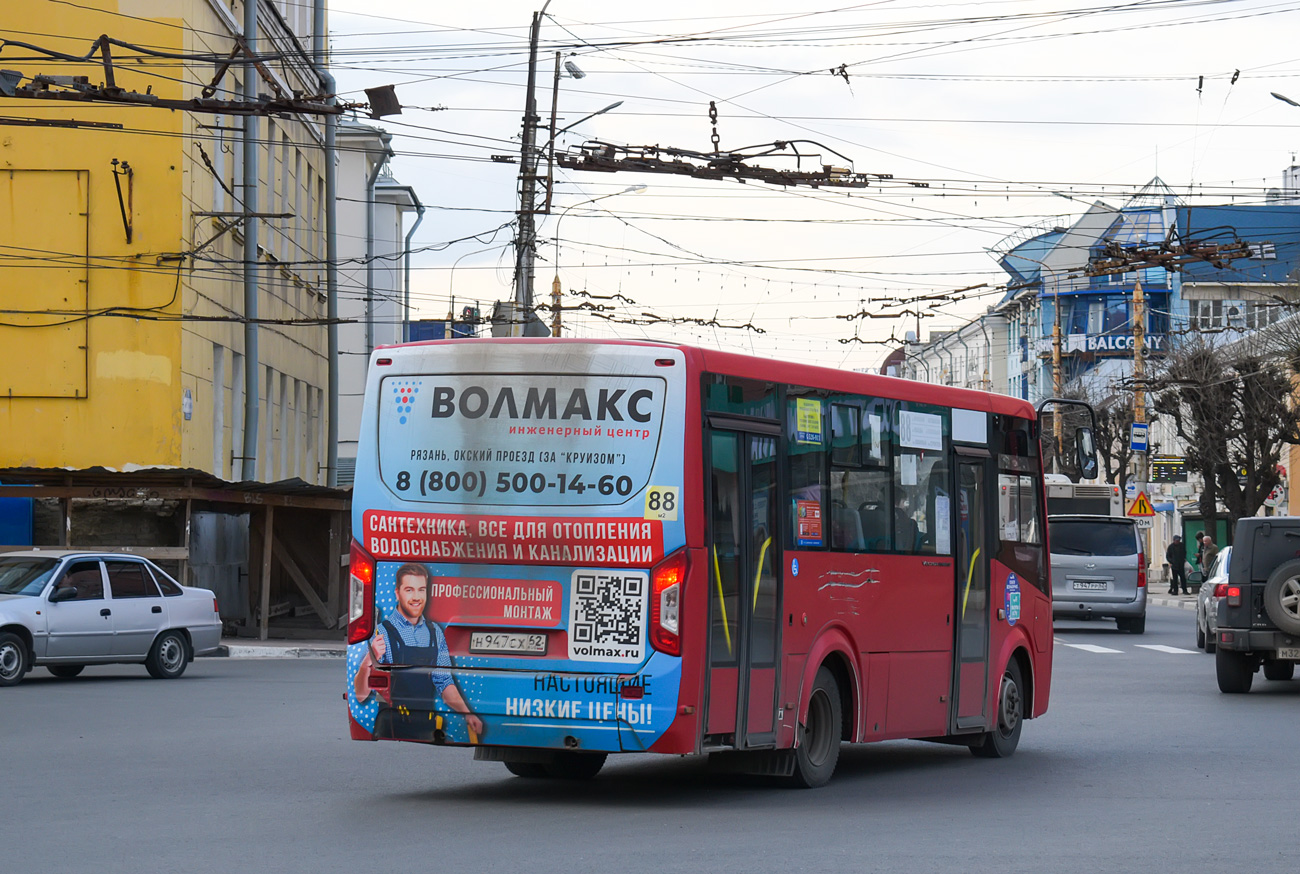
[
  {"x1": 0, "y1": 551, "x2": 222, "y2": 686},
  {"x1": 1196, "y1": 546, "x2": 1232, "y2": 653}
]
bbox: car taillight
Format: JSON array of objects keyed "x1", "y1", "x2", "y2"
[
  {"x1": 1227, "y1": 585, "x2": 1242, "y2": 607},
  {"x1": 650, "y1": 547, "x2": 687, "y2": 656},
  {"x1": 1137, "y1": 554, "x2": 1146, "y2": 588},
  {"x1": 1214, "y1": 583, "x2": 1229, "y2": 598},
  {"x1": 213, "y1": 597, "x2": 220, "y2": 615},
  {"x1": 347, "y1": 539, "x2": 376, "y2": 644}
]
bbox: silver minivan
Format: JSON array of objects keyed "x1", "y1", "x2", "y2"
[{"x1": 1048, "y1": 515, "x2": 1147, "y2": 634}]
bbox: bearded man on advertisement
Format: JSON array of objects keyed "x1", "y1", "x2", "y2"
[{"x1": 353, "y1": 562, "x2": 484, "y2": 739}]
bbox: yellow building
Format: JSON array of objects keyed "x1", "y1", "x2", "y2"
[{"x1": 0, "y1": 0, "x2": 331, "y2": 483}]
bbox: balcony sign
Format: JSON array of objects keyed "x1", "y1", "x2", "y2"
[{"x1": 1065, "y1": 333, "x2": 1167, "y2": 353}]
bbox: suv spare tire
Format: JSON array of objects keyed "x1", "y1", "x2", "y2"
[{"x1": 1263, "y1": 559, "x2": 1300, "y2": 636}]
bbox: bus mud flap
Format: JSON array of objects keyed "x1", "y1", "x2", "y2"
[{"x1": 707, "y1": 749, "x2": 796, "y2": 777}]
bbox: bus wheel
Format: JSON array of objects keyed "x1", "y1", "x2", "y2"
[
  {"x1": 503, "y1": 761, "x2": 549, "y2": 778},
  {"x1": 971, "y1": 660, "x2": 1024, "y2": 759},
  {"x1": 545, "y1": 752, "x2": 607, "y2": 780},
  {"x1": 790, "y1": 667, "x2": 841, "y2": 788}
]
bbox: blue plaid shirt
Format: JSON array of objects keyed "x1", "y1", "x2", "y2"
[{"x1": 377, "y1": 612, "x2": 452, "y2": 695}]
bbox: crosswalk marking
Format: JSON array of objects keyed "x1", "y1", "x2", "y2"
[
  {"x1": 1135, "y1": 644, "x2": 1198, "y2": 654},
  {"x1": 1063, "y1": 643, "x2": 1124, "y2": 654}
]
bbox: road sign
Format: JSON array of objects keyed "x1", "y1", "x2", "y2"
[
  {"x1": 1130, "y1": 423, "x2": 1148, "y2": 453},
  {"x1": 1134, "y1": 517, "x2": 1154, "y2": 528},
  {"x1": 1264, "y1": 482, "x2": 1287, "y2": 509},
  {"x1": 1127, "y1": 491, "x2": 1155, "y2": 517}
]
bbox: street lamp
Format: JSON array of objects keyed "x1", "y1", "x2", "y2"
[
  {"x1": 549, "y1": 184, "x2": 647, "y2": 335},
  {"x1": 1271, "y1": 92, "x2": 1300, "y2": 107},
  {"x1": 541, "y1": 93, "x2": 623, "y2": 212},
  {"x1": 513, "y1": 23, "x2": 625, "y2": 336}
]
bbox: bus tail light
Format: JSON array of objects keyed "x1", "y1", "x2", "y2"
[
  {"x1": 1227, "y1": 586, "x2": 1242, "y2": 607},
  {"x1": 1137, "y1": 553, "x2": 1146, "y2": 588},
  {"x1": 347, "y1": 539, "x2": 376, "y2": 645},
  {"x1": 650, "y1": 548, "x2": 687, "y2": 656},
  {"x1": 1214, "y1": 583, "x2": 1229, "y2": 599}
]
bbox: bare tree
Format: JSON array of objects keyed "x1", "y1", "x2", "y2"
[{"x1": 1151, "y1": 338, "x2": 1299, "y2": 531}]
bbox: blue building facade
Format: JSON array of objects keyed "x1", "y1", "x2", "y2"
[
  {"x1": 1177, "y1": 203, "x2": 1300, "y2": 335},
  {"x1": 904, "y1": 170, "x2": 1300, "y2": 409},
  {"x1": 991, "y1": 180, "x2": 1179, "y2": 405}
]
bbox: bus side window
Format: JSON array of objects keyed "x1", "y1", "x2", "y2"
[
  {"x1": 894, "y1": 453, "x2": 950, "y2": 554},
  {"x1": 893, "y1": 404, "x2": 950, "y2": 555},
  {"x1": 829, "y1": 396, "x2": 891, "y2": 553},
  {"x1": 829, "y1": 402, "x2": 860, "y2": 467},
  {"x1": 830, "y1": 468, "x2": 891, "y2": 552},
  {"x1": 996, "y1": 415, "x2": 1047, "y2": 590},
  {"x1": 998, "y1": 474, "x2": 1021, "y2": 542},
  {"x1": 787, "y1": 392, "x2": 827, "y2": 549},
  {"x1": 1018, "y1": 475, "x2": 1042, "y2": 545}
]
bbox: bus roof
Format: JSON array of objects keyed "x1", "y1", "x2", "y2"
[{"x1": 377, "y1": 337, "x2": 1036, "y2": 420}]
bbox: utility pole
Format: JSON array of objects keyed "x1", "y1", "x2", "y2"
[
  {"x1": 1052, "y1": 285, "x2": 1063, "y2": 473},
  {"x1": 512, "y1": 2, "x2": 551, "y2": 336},
  {"x1": 240, "y1": 0, "x2": 260, "y2": 481},
  {"x1": 1133, "y1": 277, "x2": 1147, "y2": 484},
  {"x1": 551, "y1": 275, "x2": 563, "y2": 336},
  {"x1": 1132, "y1": 276, "x2": 1150, "y2": 566},
  {"x1": 545, "y1": 51, "x2": 562, "y2": 214}
]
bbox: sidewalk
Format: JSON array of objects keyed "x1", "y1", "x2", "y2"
[
  {"x1": 1147, "y1": 589, "x2": 1198, "y2": 611},
  {"x1": 204, "y1": 638, "x2": 347, "y2": 659}
]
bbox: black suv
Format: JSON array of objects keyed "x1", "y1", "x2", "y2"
[{"x1": 1215, "y1": 517, "x2": 1300, "y2": 693}]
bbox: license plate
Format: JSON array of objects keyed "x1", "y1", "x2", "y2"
[
  {"x1": 1072, "y1": 581, "x2": 1107, "y2": 591},
  {"x1": 1277, "y1": 647, "x2": 1300, "y2": 660},
  {"x1": 470, "y1": 631, "x2": 548, "y2": 655}
]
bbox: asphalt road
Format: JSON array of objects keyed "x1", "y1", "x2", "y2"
[{"x1": 2, "y1": 605, "x2": 1296, "y2": 874}]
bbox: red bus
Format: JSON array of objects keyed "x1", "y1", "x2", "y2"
[{"x1": 346, "y1": 339, "x2": 1065, "y2": 786}]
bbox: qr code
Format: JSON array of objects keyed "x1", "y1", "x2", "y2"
[{"x1": 568, "y1": 571, "x2": 648, "y2": 663}]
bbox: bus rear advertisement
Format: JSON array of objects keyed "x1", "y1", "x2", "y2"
[{"x1": 346, "y1": 339, "x2": 1063, "y2": 786}]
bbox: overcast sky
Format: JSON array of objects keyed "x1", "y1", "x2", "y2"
[{"x1": 327, "y1": 0, "x2": 1300, "y2": 370}]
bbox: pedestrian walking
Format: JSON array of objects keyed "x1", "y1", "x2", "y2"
[
  {"x1": 1201, "y1": 533, "x2": 1220, "y2": 576},
  {"x1": 1166, "y1": 535, "x2": 1187, "y2": 595}
]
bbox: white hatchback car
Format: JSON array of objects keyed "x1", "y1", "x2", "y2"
[
  {"x1": 0, "y1": 550, "x2": 222, "y2": 686},
  {"x1": 1195, "y1": 546, "x2": 1232, "y2": 653}
]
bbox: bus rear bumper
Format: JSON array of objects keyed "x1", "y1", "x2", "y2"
[{"x1": 348, "y1": 656, "x2": 682, "y2": 753}]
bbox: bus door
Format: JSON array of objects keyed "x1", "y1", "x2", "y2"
[
  {"x1": 952, "y1": 449, "x2": 992, "y2": 731},
  {"x1": 704, "y1": 423, "x2": 781, "y2": 749}
]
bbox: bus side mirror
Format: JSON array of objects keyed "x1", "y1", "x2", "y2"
[{"x1": 1076, "y1": 427, "x2": 1098, "y2": 480}]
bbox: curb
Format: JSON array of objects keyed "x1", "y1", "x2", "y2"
[
  {"x1": 1148, "y1": 595, "x2": 1198, "y2": 611},
  {"x1": 204, "y1": 644, "x2": 347, "y2": 659}
]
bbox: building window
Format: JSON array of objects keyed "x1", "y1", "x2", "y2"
[
  {"x1": 1247, "y1": 242, "x2": 1276, "y2": 260},
  {"x1": 1190, "y1": 299, "x2": 1223, "y2": 330},
  {"x1": 212, "y1": 345, "x2": 227, "y2": 477},
  {"x1": 231, "y1": 351, "x2": 245, "y2": 477},
  {"x1": 1246, "y1": 302, "x2": 1282, "y2": 329}
]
